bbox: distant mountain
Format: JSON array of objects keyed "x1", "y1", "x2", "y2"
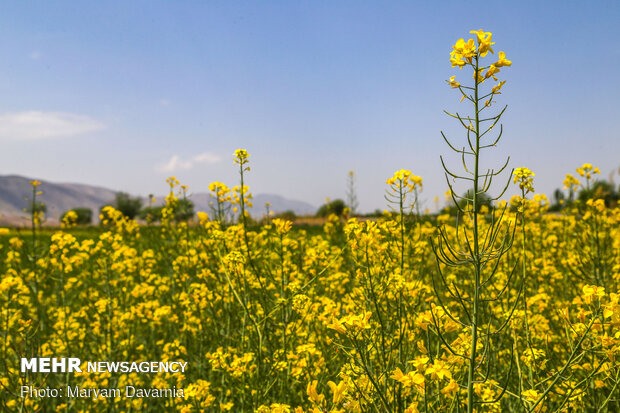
[
  {"x1": 251, "y1": 193, "x2": 316, "y2": 216},
  {"x1": 0, "y1": 175, "x2": 118, "y2": 225},
  {"x1": 188, "y1": 192, "x2": 316, "y2": 217},
  {"x1": 0, "y1": 175, "x2": 317, "y2": 226}
]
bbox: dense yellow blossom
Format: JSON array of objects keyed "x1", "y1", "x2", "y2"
[
  {"x1": 0, "y1": 164, "x2": 618, "y2": 411},
  {"x1": 513, "y1": 167, "x2": 536, "y2": 194},
  {"x1": 1, "y1": 29, "x2": 618, "y2": 413}
]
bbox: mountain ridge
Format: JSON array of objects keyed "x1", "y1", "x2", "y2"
[{"x1": 0, "y1": 175, "x2": 316, "y2": 226}]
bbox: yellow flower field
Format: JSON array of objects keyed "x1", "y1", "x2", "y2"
[{"x1": 1, "y1": 29, "x2": 619, "y2": 413}]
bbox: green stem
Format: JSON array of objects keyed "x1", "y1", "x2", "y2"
[{"x1": 467, "y1": 53, "x2": 481, "y2": 413}]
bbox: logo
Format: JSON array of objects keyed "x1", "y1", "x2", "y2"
[{"x1": 21, "y1": 358, "x2": 82, "y2": 373}]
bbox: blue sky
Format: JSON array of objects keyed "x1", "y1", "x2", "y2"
[{"x1": 1, "y1": 1, "x2": 619, "y2": 213}]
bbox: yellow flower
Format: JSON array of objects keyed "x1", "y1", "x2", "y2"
[
  {"x1": 450, "y1": 38, "x2": 476, "y2": 67},
  {"x1": 582, "y1": 284, "x2": 605, "y2": 304},
  {"x1": 410, "y1": 355, "x2": 430, "y2": 372},
  {"x1": 30, "y1": 179, "x2": 42, "y2": 187},
  {"x1": 594, "y1": 380, "x2": 606, "y2": 389},
  {"x1": 386, "y1": 169, "x2": 423, "y2": 191},
  {"x1": 327, "y1": 380, "x2": 347, "y2": 404},
  {"x1": 450, "y1": 52, "x2": 467, "y2": 68},
  {"x1": 425, "y1": 360, "x2": 452, "y2": 381},
  {"x1": 513, "y1": 167, "x2": 536, "y2": 194},
  {"x1": 387, "y1": 169, "x2": 409, "y2": 184},
  {"x1": 453, "y1": 38, "x2": 476, "y2": 59},
  {"x1": 563, "y1": 173, "x2": 580, "y2": 191},
  {"x1": 485, "y1": 64, "x2": 500, "y2": 79},
  {"x1": 196, "y1": 211, "x2": 209, "y2": 224},
  {"x1": 576, "y1": 163, "x2": 600, "y2": 179},
  {"x1": 448, "y1": 75, "x2": 460, "y2": 88},
  {"x1": 166, "y1": 176, "x2": 180, "y2": 187},
  {"x1": 491, "y1": 80, "x2": 506, "y2": 94},
  {"x1": 522, "y1": 389, "x2": 539, "y2": 403},
  {"x1": 306, "y1": 380, "x2": 324, "y2": 404},
  {"x1": 61, "y1": 210, "x2": 78, "y2": 228},
  {"x1": 586, "y1": 198, "x2": 605, "y2": 213},
  {"x1": 272, "y1": 218, "x2": 293, "y2": 235},
  {"x1": 404, "y1": 402, "x2": 420, "y2": 413},
  {"x1": 346, "y1": 311, "x2": 372, "y2": 330},
  {"x1": 327, "y1": 318, "x2": 346, "y2": 334},
  {"x1": 441, "y1": 379, "x2": 459, "y2": 397},
  {"x1": 291, "y1": 294, "x2": 311, "y2": 314},
  {"x1": 391, "y1": 367, "x2": 425, "y2": 390},
  {"x1": 495, "y1": 51, "x2": 512, "y2": 67},
  {"x1": 469, "y1": 29, "x2": 495, "y2": 56},
  {"x1": 208, "y1": 181, "x2": 228, "y2": 192},
  {"x1": 234, "y1": 148, "x2": 250, "y2": 165}
]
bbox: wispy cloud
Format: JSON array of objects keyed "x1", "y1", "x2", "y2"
[
  {"x1": 0, "y1": 111, "x2": 104, "y2": 141},
  {"x1": 160, "y1": 152, "x2": 221, "y2": 172}
]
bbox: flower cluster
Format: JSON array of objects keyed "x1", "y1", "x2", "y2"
[
  {"x1": 0, "y1": 161, "x2": 618, "y2": 412},
  {"x1": 1, "y1": 27, "x2": 618, "y2": 413},
  {"x1": 448, "y1": 29, "x2": 511, "y2": 100},
  {"x1": 513, "y1": 167, "x2": 536, "y2": 194}
]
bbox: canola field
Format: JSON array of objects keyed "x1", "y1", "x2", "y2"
[{"x1": 2, "y1": 30, "x2": 620, "y2": 413}]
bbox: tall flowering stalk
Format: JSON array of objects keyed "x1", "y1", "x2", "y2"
[
  {"x1": 432, "y1": 29, "x2": 517, "y2": 412},
  {"x1": 208, "y1": 181, "x2": 232, "y2": 225},
  {"x1": 571, "y1": 163, "x2": 613, "y2": 287},
  {"x1": 233, "y1": 148, "x2": 252, "y2": 231},
  {"x1": 386, "y1": 169, "x2": 423, "y2": 273},
  {"x1": 512, "y1": 167, "x2": 538, "y2": 400}
]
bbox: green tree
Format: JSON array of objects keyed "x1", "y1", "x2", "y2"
[
  {"x1": 578, "y1": 179, "x2": 619, "y2": 207},
  {"x1": 140, "y1": 206, "x2": 162, "y2": 224},
  {"x1": 174, "y1": 198, "x2": 195, "y2": 222},
  {"x1": 316, "y1": 199, "x2": 346, "y2": 218},
  {"x1": 275, "y1": 210, "x2": 296, "y2": 221},
  {"x1": 549, "y1": 188, "x2": 566, "y2": 211},
  {"x1": 113, "y1": 192, "x2": 143, "y2": 219}
]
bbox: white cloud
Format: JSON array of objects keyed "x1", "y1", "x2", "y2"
[
  {"x1": 159, "y1": 152, "x2": 221, "y2": 172},
  {"x1": 0, "y1": 111, "x2": 104, "y2": 141},
  {"x1": 29, "y1": 51, "x2": 42, "y2": 60},
  {"x1": 193, "y1": 152, "x2": 221, "y2": 163}
]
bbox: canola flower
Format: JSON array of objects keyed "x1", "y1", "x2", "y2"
[
  {"x1": 0, "y1": 161, "x2": 618, "y2": 412},
  {"x1": 448, "y1": 28, "x2": 511, "y2": 105},
  {"x1": 513, "y1": 167, "x2": 536, "y2": 194},
  {"x1": 440, "y1": 28, "x2": 519, "y2": 413},
  {"x1": 577, "y1": 162, "x2": 600, "y2": 179},
  {"x1": 2, "y1": 30, "x2": 619, "y2": 413},
  {"x1": 386, "y1": 169, "x2": 423, "y2": 191}
]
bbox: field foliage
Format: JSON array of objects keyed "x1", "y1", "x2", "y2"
[{"x1": 2, "y1": 29, "x2": 620, "y2": 413}]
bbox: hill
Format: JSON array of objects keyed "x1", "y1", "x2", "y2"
[
  {"x1": 0, "y1": 175, "x2": 117, "y2": 226},
  {"x1": 0, "y1": 175, "x2": 316, "y2": 226},
  {"x1": 189, "y1": 192, "x2": 316, "y2": 217}
]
